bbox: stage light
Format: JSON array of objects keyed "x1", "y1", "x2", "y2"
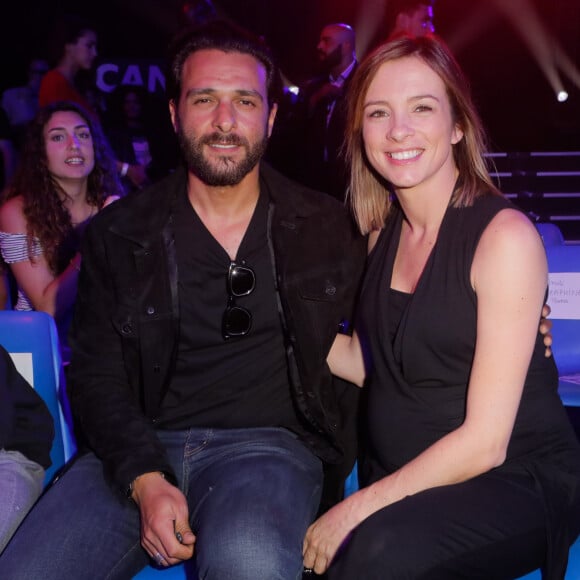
[
  {"x1": 490, "y1": 0, "x2": 574, "y2": 104},
  {"x1": 354, "y1": 0, "x2": 388, "y2": 57}
]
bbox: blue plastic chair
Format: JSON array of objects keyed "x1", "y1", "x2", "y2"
[
  {"x1": 0, "y1": 310, "x2": 75, "y2": 485},
  {"x1": 132, "y1": 564, "x2": 188, "y2": 579},
  {"x1": 517, "y1": 535, "x2": 580, "y2": 579},
  {"x1": 536, "y1": 222, "x2": 565, "y2": 247},
  {"x1": 0, "y1": 309, "x2": 179, "y2": 578}
]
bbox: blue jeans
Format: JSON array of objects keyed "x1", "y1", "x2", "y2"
[
  {"x1": 0, "y1": 450, "x2": 45, "y2": 554},
  {"x1": 0, "y1": 427, "x2": 323, "y2": 579}
]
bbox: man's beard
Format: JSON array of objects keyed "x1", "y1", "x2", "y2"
[
  {"x1": 177, "y1": 127, "x2": 268, "y2": 187},
  {"x1": 318, "y1": 43, "x2": 343, "y2": 74}
]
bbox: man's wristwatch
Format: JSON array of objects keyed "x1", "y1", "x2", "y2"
[{"x1": 126, "y1": 471, "x2": 165, "y2": 500}]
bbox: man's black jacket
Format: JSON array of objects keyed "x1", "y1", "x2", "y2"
[{"x1": 67, "y1": 163, "x2": 366, "y2": 505}]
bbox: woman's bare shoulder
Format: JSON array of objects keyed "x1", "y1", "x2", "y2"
[
  {"x1": 0, "y1": 195, "x2": 27, "y2": 233},
  {"x1": 482, "y1": 208, "x2": 542, "y2": 250}
]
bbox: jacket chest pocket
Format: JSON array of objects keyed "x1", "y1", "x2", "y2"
[{"x1": 298, "y1": 274, "x2": 341, "y2": 302}]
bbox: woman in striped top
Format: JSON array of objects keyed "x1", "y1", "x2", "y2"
[{"x1": 0, "y1": 100, "x2": 123, "y2": 360}]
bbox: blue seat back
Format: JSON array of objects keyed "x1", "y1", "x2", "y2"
[
  {"x1": 517, "y1": 534, "x2": 580, "y2": 579},
  {"x1": 132, "y1": 564, "x2": 187, "y2": 579},
  {"x1": 536, "y1": 222, "x2": 565, "y2": 246},
  {"x1": 0, "y1": 310, "x2": 75, "y2": 485}
]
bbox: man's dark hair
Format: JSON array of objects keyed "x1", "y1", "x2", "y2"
[{"x1": 166, "y1": 19, "x2": 282, "y2": 107}]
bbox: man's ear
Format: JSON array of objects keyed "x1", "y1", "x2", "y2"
[
  {"x1": 267, "y1": 102, "x2": 278, "y2": 138},
  {"x1": 169, "y1": 100, "x2": 177, "y2": 132}
]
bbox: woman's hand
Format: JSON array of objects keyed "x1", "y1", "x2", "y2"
[
  {"x1": 127, "y1": 164, "x2": 149, "y2": 189},
  {"x1": 303, "y1": 494, "x2": 366, "y2": 575}
]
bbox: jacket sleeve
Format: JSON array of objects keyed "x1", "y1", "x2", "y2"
[{"x1": 67, "y1": 216, "x2": 176, "y2": 494}]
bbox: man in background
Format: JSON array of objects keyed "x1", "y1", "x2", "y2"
[
  {"x1": 388, "y1": 0, "x2": 436, "y2": 39},
  {"x1": 294, "y1": 23, "x2": 358, "y2": 201}
]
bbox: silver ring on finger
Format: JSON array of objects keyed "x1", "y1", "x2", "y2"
[{"x1": 154, "y1": 552, "x2": 166, "y2": 566}]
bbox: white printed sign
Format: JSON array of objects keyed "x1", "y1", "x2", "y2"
[
  {"x1": 548, "y1": 273, "x2": 580, "y2": 320},
  {"x1": 8, "y1": 352, "x2": 34, "y2": 387}
]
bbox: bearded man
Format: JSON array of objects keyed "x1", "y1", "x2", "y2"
[{"x1": 0, "y1": 20, "x2": 365, "y2": 580}]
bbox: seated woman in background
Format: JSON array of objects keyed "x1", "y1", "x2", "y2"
[
  {"x1": 303, "y1": 35, "x2": 580, "y2": 578},
  {"x1": 0, "y1": 101, "x2": 122, "y2": 361}
]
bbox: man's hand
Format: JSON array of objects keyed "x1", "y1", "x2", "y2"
[
  {"x1": 127, "y1": 164, "x2": 150, "y2": 189},
  {"x1": 307, "y1": 83, "x2": 343, "y2": 114},
  {"x1": 131, "y1": 472, "x2": 195, "y2": 567},
  {"x1": 540, "y1": 303, "x2": 553, "y2": 358}
]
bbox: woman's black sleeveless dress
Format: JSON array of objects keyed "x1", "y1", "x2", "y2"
[{"x1": 338, "y1": 194, "x2": 580, "y2": 579}]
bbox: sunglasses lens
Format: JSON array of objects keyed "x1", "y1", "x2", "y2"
[
  {"x1": 229, "y1": 265, "x2": 255, "y2": 296},
  {"x1": 223, "y1": 305, "x2": 252, "y2": 338}
]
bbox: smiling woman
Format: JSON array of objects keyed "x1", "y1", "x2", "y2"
[
  {"x1": 361, "y1": 55, "x2": 463, "y2": 201},
  {"x1": 0, "y1": 101, "x2": 123, "y2": 361},
  {"x1": 303, "y1": 34, "x2": 580, "y2": 578}
]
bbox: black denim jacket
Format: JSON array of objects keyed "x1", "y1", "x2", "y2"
[{"x1": 67, "y1": 163, "x2": 366, "y2": 501}]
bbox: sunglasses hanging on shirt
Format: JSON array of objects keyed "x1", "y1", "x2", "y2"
[{"x1": 222, "y1": 261, "x2": 256, "y2": 340}]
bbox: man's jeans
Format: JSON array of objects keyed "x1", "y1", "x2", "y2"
[
  {"x1": 0, "y1": 449, "x2": 44, "y2": 554},
  {"x1": 0, "y1": 427, "x2": 323, "y2": 579}
]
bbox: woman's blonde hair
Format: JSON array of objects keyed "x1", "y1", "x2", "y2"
[{"x1": 345, "y1": 34, "x2": 500, "y2": 234}]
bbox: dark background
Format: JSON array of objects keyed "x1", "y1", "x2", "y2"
[{"x1": 2, "y1": 0, "x2": 580, "y2": 152}]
